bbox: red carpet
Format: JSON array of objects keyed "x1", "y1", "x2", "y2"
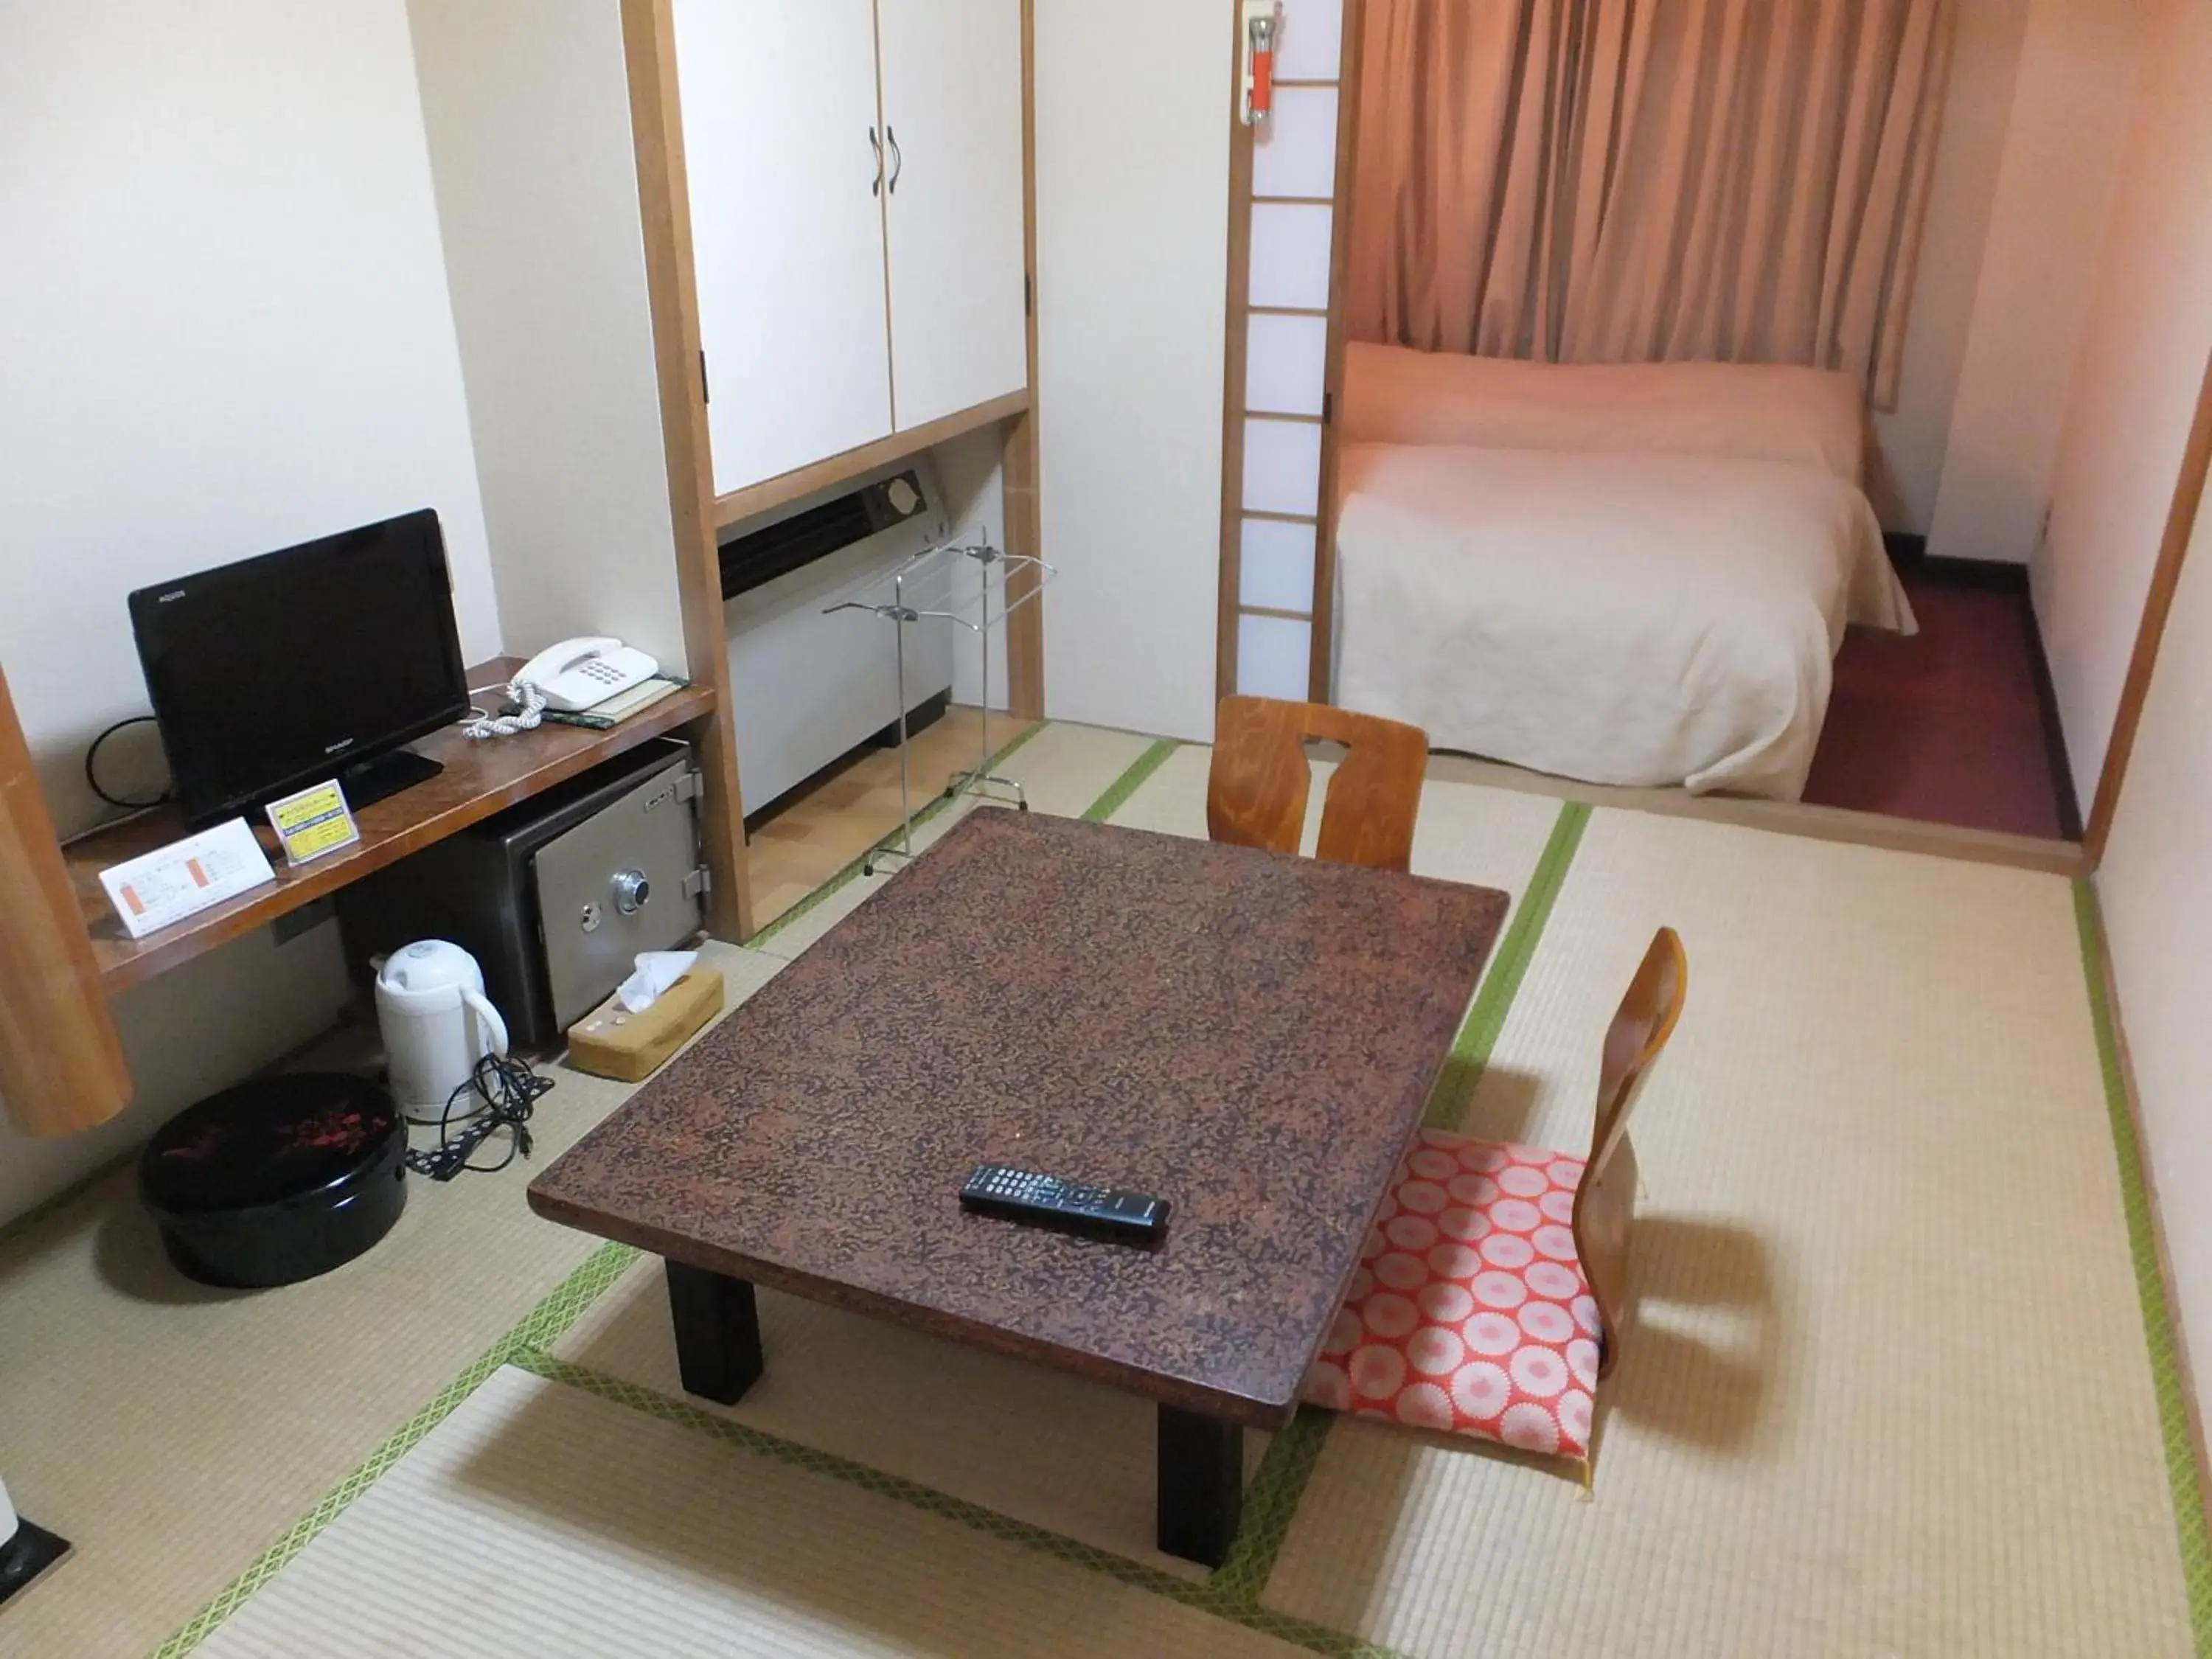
[{"x1": 1804, "y1": 571, "x2": 2072, "y2": 841}]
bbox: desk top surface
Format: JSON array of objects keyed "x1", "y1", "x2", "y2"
[
  {"x1": 63, "y1": 659, "x2": 713, "y2": 990},
  {"x1": 529, "y1": 808, "x2": 1509, "y2": 1426}
]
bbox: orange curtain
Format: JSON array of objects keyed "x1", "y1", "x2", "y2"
[
  {"x1": 0, "y1": 664, "x2": 133, "y2": 1137},
  {"x1": 1346, "y1": 0, "x2": 1955, "y2": 408},
  {"x1": 1345, "y1": 1, "x2": 1582, "y2": 358}
]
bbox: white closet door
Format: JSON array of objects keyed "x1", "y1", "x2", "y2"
[
  {"x1": 673, "y1": 0, "x2": 893, "y2": 494},
  {"x1": 877, "y1": 0, "x2": 1029, "y2": 432}
]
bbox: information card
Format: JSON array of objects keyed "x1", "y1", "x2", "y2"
[
  {"x1": 263, "y1": 779, "x2": 361, "y2": 866},
  {"x1": 99, "y1": 818, "x2": 276, "y2": 940}
]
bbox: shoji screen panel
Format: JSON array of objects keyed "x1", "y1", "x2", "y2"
[{"x1": 1217, "y1": 0, "x2": 1359, "y2": 704}]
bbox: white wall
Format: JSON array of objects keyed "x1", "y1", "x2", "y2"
[
  {"x1": 0, "y1": 0, "x2": 500, "y2": 1220},
  {"x1": 2035, "y1": 0, "x2": 2212, "y2": 804},
  {"x1": 1924, "y1": 0, "x2": 2151, "y2": 566},
  {"x1": 406, "y1": 0, "x2": 691, "y2": 675},
  {"x1": 2100, "y1": 487, "x2": 2212, "y2": 1436},
  {"x1": 1034, "y1": 0, "x2": 1231, "y2": 742},
  {"x1": 2067, "y1": 0, "x2": 2212, "y2": 1433},
  {"x1": 1864, "y1": 0, "x2": 2029, "y2": 535}
]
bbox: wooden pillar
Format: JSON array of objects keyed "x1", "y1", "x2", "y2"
[
  {"x1": 1003, "y1": 0, "x2": 1046, "y2": 721},
  {"x1": 622, "y1": 0, "x2": 755, "y2": 941},
  {"x1": 0, "y1": 666, "x2": 133, "y2": 1137}
]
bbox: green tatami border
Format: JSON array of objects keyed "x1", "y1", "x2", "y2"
[
  {"x1": 1082, "y1": 737, "x2": 1180, "y2": 820},
  {"x1": 151, "y1": 1239, "x2": 641, "y2": 1658},
  {"x1": 1424, "y1": 799, "x2": 1589, "y2": 1130},
  {"x1": 518, "y1": 1350, "x2": 1407, "y2": 1659},
  {"x1": 2075, "y1": 879, "x2": 2212, "y2": 1655}
]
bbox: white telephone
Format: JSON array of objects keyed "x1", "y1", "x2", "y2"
[
  {"x1": 464, "y1": 637, "x2": 660, "y2": 740},
  {"x1": 512, "y1": 637, "x2": 660, "y2": 712}
]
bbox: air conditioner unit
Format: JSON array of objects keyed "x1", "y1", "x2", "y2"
[{"x1": 721, "y1": 457, "x2": 953, "y2": 820}]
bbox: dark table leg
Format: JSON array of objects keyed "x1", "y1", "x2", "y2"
[
  {"x1": 664, "y1": 1258, "x2": 764, "y2": 1405},
  {"x1": 1157, "y1": 1403, "x2": 1242, "y2": 1568}
]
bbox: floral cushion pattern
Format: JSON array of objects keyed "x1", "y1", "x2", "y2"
[{"x1": 1301, "y1": 1127, "x2": 1600, "y2": 1461}]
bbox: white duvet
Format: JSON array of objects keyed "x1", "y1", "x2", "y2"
[{"x1": 1334, "y1": 442, "x2": 1916, "y2": 799}]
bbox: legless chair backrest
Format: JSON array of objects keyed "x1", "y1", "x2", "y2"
[
  {"x1": 1206, "y1": 695, "x2": 1430, "y2": 872},
  {"x1": 1573, "y1": 926, "x2": 1688, "y2": 1379},
  {"x1": 0, "y1": 665, "x2": 133, "y2": 1136}
]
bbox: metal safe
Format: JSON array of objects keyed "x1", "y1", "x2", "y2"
[{"x1": 339, "y1": 738, "x2": 707, "y2": 1048}]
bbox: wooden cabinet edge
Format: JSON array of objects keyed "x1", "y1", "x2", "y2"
[{"x1": 711, "y1": 389, "x2": 1031, "y2": 532}]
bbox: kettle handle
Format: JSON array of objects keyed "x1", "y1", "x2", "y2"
[{"x1": 462, "y1": 988, "x2": 509, "y2": 1060}]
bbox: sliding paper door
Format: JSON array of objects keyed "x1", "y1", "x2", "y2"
[{"x1": 1224, "y1": 2, "x2": 1352, "y2": 703}]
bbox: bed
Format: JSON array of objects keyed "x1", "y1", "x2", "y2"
[{"x1": 1332, "y1": 344, "x2": 1915, "y2": 800}]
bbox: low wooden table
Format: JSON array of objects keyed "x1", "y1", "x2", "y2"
[{"x1": 528, "y1": 809, "x2": 1507, "y2": 1566}]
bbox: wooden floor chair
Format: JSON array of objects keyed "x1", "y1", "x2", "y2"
[
  {"x1": 1205, "y1": 694, "x2": 1429, "y2": 872},
  {"x1": 1303, "y1": 928, "x2": 1689, "y2": 1465}
]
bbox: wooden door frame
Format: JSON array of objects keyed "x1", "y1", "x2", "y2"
[
  {"x1": 1212, "y1": 1, "x2": 1256, "y2": 705},
  {"x1": 2083, "y1": 346, "x2": 2212, "y2": 866},
  {"x1": 1001, "y1": 0, "x2": 1046, "y2": 720},
  {"x1": 1305, "y1": 0, "x2": 1368, "y2": 699}
]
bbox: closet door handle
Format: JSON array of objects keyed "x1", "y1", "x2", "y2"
[
  {"x1": 886, "y1": 125, "x2": 902, "y2": 194},
  {"x1": 869, "y1": 125, "x2": 883, "y2": 196}
]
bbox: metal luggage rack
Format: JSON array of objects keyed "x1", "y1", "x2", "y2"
[{"x1": 824, "y1": 534, "x2": 1057, "y2": 874}]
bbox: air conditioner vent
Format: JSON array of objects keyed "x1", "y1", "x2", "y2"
[{"x1": 717, "y1": 467, "x2": 940, "y2": 601}]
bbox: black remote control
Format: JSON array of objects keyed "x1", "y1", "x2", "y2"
[{"x1": 959, "y1": 1164, "x2": 1170, "y2": 1243}]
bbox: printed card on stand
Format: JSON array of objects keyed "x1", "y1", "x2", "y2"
[
  {"x1": 99, "y1": 818, "x2": 276, "y2": 939},
  {"x1": 263, "y1": 779, "x2": 361, "y2": 866}
]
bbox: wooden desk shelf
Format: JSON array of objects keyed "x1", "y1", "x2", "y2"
[{"x1": 63, "y1": 659, "x2": 714, "y2": 992}]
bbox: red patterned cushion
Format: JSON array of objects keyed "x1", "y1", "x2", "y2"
[{"x1": 1301, "y1": 1127, "x2": 1600, "y2": 1461}]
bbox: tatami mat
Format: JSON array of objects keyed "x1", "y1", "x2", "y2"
[
  {"x1": 1265, "y1": 807, "x2": 2193, "y2": 1658},
  {"x1": 0, "y1": 721, "x2": 1133, "y2": 1655},
  {"x1": 1102, "y1": 740, "x2": 1215, "y2": 841},
  {"x1": 549, "y1": 1265, "x2": 1262, "y2": 1581},
  {"x1": 4, "y1": 730, "x2": 2191, "y2": 1659},
  {"x1": 0, "y1": 942, "x2": 786, "y2": 1659},
  {"x1": 192, "y1": 1366, "x2": 1308, "y2": 1659}
]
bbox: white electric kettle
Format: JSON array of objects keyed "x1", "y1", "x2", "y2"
[{"x1": 375, "y1": 940, "x2": 509, "y2": 1118}]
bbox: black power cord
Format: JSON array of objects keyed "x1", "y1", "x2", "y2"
[
  {"x1": 84, "y1": 714, "x2": 175, "y2": 810},
  {"x1": 403, "y1": 1052, "x2": 554, "y2": 1181}
]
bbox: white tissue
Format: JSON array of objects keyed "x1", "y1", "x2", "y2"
[{"x1": 617, "y1": 950, "x2": 699, "y2": 1015}]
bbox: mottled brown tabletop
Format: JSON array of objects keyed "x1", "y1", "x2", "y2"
[{"x1": 529, "y1": 807, "x2": 1508, "y2": 1565}]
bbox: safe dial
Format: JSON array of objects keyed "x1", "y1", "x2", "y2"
[{"x1": 611, "y1": 869, "x2": 652, "y2": 915}]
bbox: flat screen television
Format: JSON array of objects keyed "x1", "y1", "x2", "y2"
[{"x1": 129, "y1": 508, "x2": 470, "y2": 827}]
